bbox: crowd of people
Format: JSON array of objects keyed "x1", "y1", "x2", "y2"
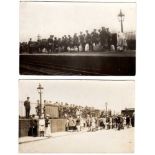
[
  {"x1": 20, "y1": 27, "x2": 130, "y2": 53},
  {"x1": 23, "y1": 97, "x2": 134, "y2": 138},
  {"x1": 28, "y1": 112, "x2": 134, "y2": 138},
  {"x1": 28, "y1": 114, "x2": 52, "y2": 137},
  {"x1": 65, "y1": 113, "x2": 134, "y2": 132}
]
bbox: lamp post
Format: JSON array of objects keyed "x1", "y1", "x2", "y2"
[
  {"x1": 37, "y1": 83, "x2": 44, "y2": 119},
  {"x1": 118, "y1": 10, "x2": 125, "y2": 33}
]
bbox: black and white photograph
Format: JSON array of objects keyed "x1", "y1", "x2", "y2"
[
  {"x1": 19, "y1": 1, "x2": 136, "y2": 75},
  {"x1": 19, "y1": 80, "x2": 135, "y2": 153}
]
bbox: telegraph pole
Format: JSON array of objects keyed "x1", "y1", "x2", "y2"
[
  {"x1": 118, "y1": 10, "x2": 125, "y2": 33},
  {"x1": 37, "y1": 83, "x2": 44, "y2": 118}
]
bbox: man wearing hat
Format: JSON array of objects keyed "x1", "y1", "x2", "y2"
[
  {"x1": 79, "y1": 32, "x2": 85, "y2": 52},
  {"x1": 85, "y1": 30, "x2": 92, "y2": 51},
  {"x1": 47, "y1": 35, "x2": 54, "y2": 53},
  {"x1": 24, "y1": 97, "x2": 31, "y2": 118}
]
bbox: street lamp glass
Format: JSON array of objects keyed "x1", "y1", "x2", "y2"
[{"x1": 118, "y1": 10, "x2": 125, "y2": 22}]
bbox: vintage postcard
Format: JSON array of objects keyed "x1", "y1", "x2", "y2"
[
  {"x1": 19, "y1": 1, "x2": 136, "y2": 75},
  {"x1": 19, "y1": 80, "x2": 135, "y2": 153}
]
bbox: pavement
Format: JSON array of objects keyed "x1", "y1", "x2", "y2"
[
  {"x1": 19, "y1": 128, "x2": 88, "y2": 144},
  {"x1": 19, "y1": 127, "x2": 134, "y2": 153}
]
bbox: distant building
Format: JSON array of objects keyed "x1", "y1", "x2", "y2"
[{"x1": 44, "y1": 104, "x2": 59, "y2": 118}]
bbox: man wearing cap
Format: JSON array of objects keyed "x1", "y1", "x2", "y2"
[
  {"x1": 79, "y1": 32, "x2": 85, "y2": 52},
  {"x1": 28, "y1": 38, "x2": 33, "y2": 54},
  {"x1": 47, "y1": 35, "x2": 54, "y2": 53},
  {"x1": 85, "y1": 30, "x2": 92, "y2": 51},
  {"x1": 91, "y1": 29, "x2": 99, "y2": 51},
  {"x1": 99, "y1": 27, "x2": 106, "y2": 50},
  {"x1": 24, "y1": 97, "x2": 31, "y2": 118},
  {"x1": 73, "y1": 33, "x2": 79, "y2": 52}
]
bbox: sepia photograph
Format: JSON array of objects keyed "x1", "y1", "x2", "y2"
[
  {"x1": 19, "y1": 1, "x2": 136, "y2": 75},
  {"x1": 19, "y1": 80, "x2": 135, "y2": 153}
]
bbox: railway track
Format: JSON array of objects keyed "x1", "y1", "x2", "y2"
[
  {"x1": 20, "y1": 61, "x2": 104, "y2": 75},
  {"x1": 20, "y1": 54, "x2": 135, "y2": 75}
]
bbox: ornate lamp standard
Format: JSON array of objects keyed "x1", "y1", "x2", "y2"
[
  {"x1": 37, "y1": 83, "x2": 44, "y2": 118},
  {"x1": 118, "y1": 10, "x2": 125, "y2": 33}
]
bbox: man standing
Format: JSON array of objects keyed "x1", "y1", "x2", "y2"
[
  {"x1": 79, "y1": 32, "x2": 85, "y2": 52},
  {"x1": 24, "y1": 97, "x2": 31, "y2": 118},
  {"x1": 47, "y1": 35, "x2": 54, "y2": 53},
  {"x1": 73, "y1": 33, "x2": 79, "y2": 52},
  {"x1": 30, "y1": 114, "x2": 37, "y2": 137},
  {"x1": 131, "y1": 113, "x2": 135, "y2": 127},
  {"x1": 126, "y1": 115, "x2": 130, "y2": 128},
  {"x1": 85, "y1": 30, "x2": 92, "y2": 51},
  {"x1": 28, "y1": 38, "x2": 33, "y2": 54},
  {"x1": 99, "y1": 27, "x2": 106, "y2": 51},
  {"x1": 91, "y1": 29, "x2": 99, "y2": 51}
]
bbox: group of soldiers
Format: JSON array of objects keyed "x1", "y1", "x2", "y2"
[{"x1": 20, "y1": 27, "x2": 118, "y2": 53}]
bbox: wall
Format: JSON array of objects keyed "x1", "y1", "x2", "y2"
[
  {"x1": 19, "y1": 119, "x2": 32, "y2": 137},
  {"x1": 50, "y1": 119, "x2": 66, "y2": 133},
  {"x1": 19, "y1": 118, "x2": 66, "y2": 137}
]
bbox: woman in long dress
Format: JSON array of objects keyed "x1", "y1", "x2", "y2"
[
  {"x1": 90, "y1": 117, "x2": 96, "y2": 131},
  {"x1": 45, "y1": 116, "x2": 52, "y2": 137},
  {"x1": 38, "y1": 117, "x2": 45, "y2": 137}
]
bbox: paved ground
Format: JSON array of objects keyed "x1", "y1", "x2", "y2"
[{"x1": 19, "y1": 128, "x2": 134, "y2": 153}]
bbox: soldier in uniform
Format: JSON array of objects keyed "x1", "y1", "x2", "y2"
[
  {"x1": 24, "y1": 97, "x2": 31, "y2": 118},
  {"x1": 99, "y1": 27, "x2": 107, "y2": 51},
  {"x1": 70, "y1": 35, "x2": 74, "y2": 51},
  {"x1": 57, "y1": 38, "x2": 62, "y2": 52},
  {"x1": 79, "y1": 32, "x2": 85, "y2": 52},
  {"x1": 91, "y1": 29, "x2": 99, "y2": 51},
  {"x1": 53, "y1": 37, "x2": 59, "y2": 52},
  {"x1": 61, "y1": 36, "x2": 65, "y2": 52},
  {"x1": 85, "y1": 30, "x2": 92, "y2": 51},
  {"x1": 105, "y1": 28, "x2": 111, "y2": 50},
  {"x1": 28, "y1": 38, "x2": 33, "y2": 54},
  {"x1": 66, "y1": 35, "x2": 71, "y2": 51},
  {"x1": 47, "y1": 35, "x2": 54, "y2": 53},
  {"x1": 64, "y1": 35, "x2": 68, "y2": 52},
  {"x1": 73, "y1": 33, "x2": 79, "y2": 52}
]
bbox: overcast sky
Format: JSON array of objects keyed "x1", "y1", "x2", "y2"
[
  {"x1": 19, "y1": 2, "x2": 136, "y2": 42},
  {"x1": 19, "y1": 80, "x2": 135, "y2": 115}
]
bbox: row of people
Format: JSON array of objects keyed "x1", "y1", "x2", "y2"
[
  {"x1": 28, "y1": 115, "x2": 52, "y2": 137},
  {"x1": 20, "y1": 27, "x2": 122, "y2": 53},
  {"x1": 65, "y1": 114, "x2": 134, "y2": 132},
  {"x1": 27, "y1": 113, "x2": 134, "y2": 138}
]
